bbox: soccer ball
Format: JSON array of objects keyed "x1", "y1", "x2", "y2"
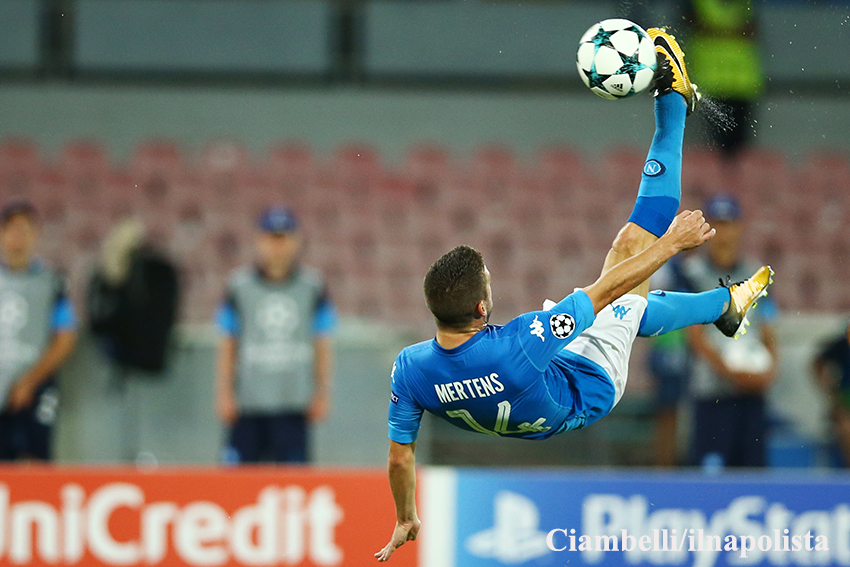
[{"x1": 576, "y1": 19, "x2": 657, "y2": 100}]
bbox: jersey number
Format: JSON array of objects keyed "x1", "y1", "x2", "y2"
[{"x1": 446, "y1": 401, "x2": 551, "y2": 436}]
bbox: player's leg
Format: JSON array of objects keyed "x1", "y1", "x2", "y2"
[
  {"x1": 269, "y1": 412, "x2": 309, "y2": 463},
  {"x1": 566, "y1": 31, "x2": 701, "y2": 408},
  {"x1": 571, "y1": 88, "x2": 690, "y2": 404},
  {"x1": 601, "y1": 88, "x2": 689, "y2": 297},
  {"x1": 637, "y1": 265, "x2": 774, "y2": 338},
  {"x1": 228, "y1": 414, "x2": 262, "y2": 463},
  {"x1": 600, "y1": 30, "x2": 699, "y2": 297},
  {"x1": 638, "y1": 288, "x2": 730, "y2": 337}
]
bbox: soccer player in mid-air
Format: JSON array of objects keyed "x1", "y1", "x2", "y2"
[{"x1": 375, "y1": 29, "x2": 774, "y2": 562}]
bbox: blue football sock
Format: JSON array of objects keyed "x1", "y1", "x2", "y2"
[
  {"x1": 627, "y1": 95, "x2": 687, "y2": 237},
  {"x1": 637, "y1": 287, "x2": 731, "y2": 337}
]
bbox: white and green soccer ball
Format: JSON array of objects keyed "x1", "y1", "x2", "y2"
[{"x1": 576, "y1": 18, "x2": 657, "y2": 100}]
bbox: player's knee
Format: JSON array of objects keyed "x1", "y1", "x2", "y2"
[{"x1": 610, "y1": 224, "x2": 653, "y2": 258}]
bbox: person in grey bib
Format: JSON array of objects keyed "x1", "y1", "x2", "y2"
[
  {"x1": 0, "y1": 200, "x2": 77, "y2": 461},
  {"x1": 215, "y1": 206, "x2": 336, "y2": 463},
  {"x1": 684, "y1": 194, "x2": 778, "y2": 468}
]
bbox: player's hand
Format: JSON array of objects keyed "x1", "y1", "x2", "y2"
[
  {"x1": 308, "y1": 394, "x2": 330, "y2": 423},
  {"x1": 216, "y1": 389, "x2": 239, "y2": 425},
  {"x1": 664, "y1": 209, "x2": 715, "y2": 251},
  {"x1": 375, "y1": 518, "x2": 421, "y2": 562},
  {"x1": 7, "y1": 376, "x2": 37, "y2": 412}
]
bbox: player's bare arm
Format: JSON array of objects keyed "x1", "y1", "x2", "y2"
[
  {"x1": 376, "y1": 440, "x2": 420, "y2": 562},
  {"x1": 583, "y1": 210, "x2": 715, "y2": 314},
  {"x1": 309, "y1": 335, "x2": 333, "y2": 423},
  {"x1": 215, "y1": 336, "x2": 239, "y2": 425}
]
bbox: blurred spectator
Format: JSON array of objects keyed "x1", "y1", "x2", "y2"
[
  {"x1": 812, "y1": 322, "x2": 850, "y2": 467},
  {"x1": 0, "y1": 200, "x2": 77, "y2": 461},
  {"x1": 686, "y1": 0, "x2": 764, "y2": 157},
  {"x1": 215, "y1": 206, "x2": 336, "y2": 463},
  {"x1": 683, "y1": 195, "x2": 778, "y2": 468},
  {"x1": 647, "y1": 256, "x2": 692, "y2": 467},
  {"x1": 88, "y1": 219, "x2": 180, "y2": 373}
]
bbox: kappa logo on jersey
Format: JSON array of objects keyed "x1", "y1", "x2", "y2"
[
  {"x1": 529, "y1": 315, "x2": 545, "y2": 342},
  {"x1": 643, "y1": 159, "x2": 666, "y2": 177},
  {"x1": 549, "y1": 313, "x2": 576, "y2": 340},
  {"x1": 612, "y1": 305, "x2": 632, "y2": 320},
  {"x1": 390, "y1": 391, "x2": 399, "y2": 404}
]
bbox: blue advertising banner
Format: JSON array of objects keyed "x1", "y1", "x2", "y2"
[{"x1": 421, "y1": 469, "x2": 850, "y2": 567}]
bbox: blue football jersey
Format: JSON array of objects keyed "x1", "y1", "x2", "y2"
[{"x1": 387, "y1": 290, "x2": 617, "y2": 443}]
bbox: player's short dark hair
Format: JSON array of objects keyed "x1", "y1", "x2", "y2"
[{"x1": 423, "y1": 245, "x2": 488, "y2": 330}]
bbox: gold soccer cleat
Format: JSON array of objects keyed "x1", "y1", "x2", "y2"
[
  {"x1": 714, "y1": 266, "x2": 775, "y2": 339},
  {"x1": 646, "y1": 27, "x2": 701, "y2": 114}
]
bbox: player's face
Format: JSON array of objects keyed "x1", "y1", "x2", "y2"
[
  {"x1": 0, "y1": 215, "x2": 38, "y2": 264},
  {"x1": 257, "y1": 232, "x2": 300, "y2": 272}
]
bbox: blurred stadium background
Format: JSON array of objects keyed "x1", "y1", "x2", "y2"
[{"x1": 0, "y1": 0, "x2": 849, "y2": 566}]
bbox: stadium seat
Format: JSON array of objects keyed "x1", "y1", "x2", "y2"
[
  {"x1": 681, "y1": 148, "x2": 729, "y2": 195},
  {"x1": 404, "y1": 143, "x2": 452, "y2": 179},
  {"x1": 61, "y1": 140, "x2": 109, "y2": 176},
  {"x1": 472, "y1": 144, "x2": 516, "y2": 174},
  {"x1": 734, "y1": 148, "x2": 790, "y2": 195},
  {"x1": 266, "y1": 142, "x2": 316, "y2": 196},
  {"x1": 132, "y1": 139, "x2": 183, "y2": 175},
  {"x1": 332, "y1": 143, "x2": 382, "y2": 190},
  {"x1": 0, "y1": 137, "x2": 40, "y2": 173},
  {"x1": 200, "y1": 139, "x2": 249, "y2": 174},
  {"x1": 602, "y1": 146, "x2": 645, "y2": 194}
]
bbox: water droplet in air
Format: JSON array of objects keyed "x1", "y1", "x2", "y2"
[{"x1": 698, "y1": 96, "x2": 737, "y2": 134}]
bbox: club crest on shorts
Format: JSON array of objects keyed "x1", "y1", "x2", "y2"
[{"x1": 549, "y1": 313, "x2": 576, "y2": 340}]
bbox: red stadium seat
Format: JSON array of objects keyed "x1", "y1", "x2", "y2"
[
  {"x1": 266, "y1": 142, "x2": 316, "y2": 191},
  {"x1": 404, "y1": 143, "x2": 451, "y2": 178},
  {"x1": 601, "y1": 146, "x2": 645, "y2": 197},
  {"x1": 333, "y1": 143, "x2": 382, "y2": 178},
  {"x1": 535, "y1": 146, "x2": 588, "y2": 195},
  {"x1": 61, "y1": 140, "x2": 109, "y2": 175},
  {"x1": 472, "y1": 144, "x2": 516, "y2": 174},
  {"x1": 132, "y1": 139, "x2": 183, "y2": 175},
  {"x1": 0, "y1": 138, "x2": 40, "y2": 173},
  {"x1": 681, "y1": 148, "x2": 729, "y2": 195},
  {"x1": 200, "y1": 139, "x2": 250, "y2": 174}
]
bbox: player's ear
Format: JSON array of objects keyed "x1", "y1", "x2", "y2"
[{"x1": 474, "y1": 300, "x2": 487, "y2": 320}]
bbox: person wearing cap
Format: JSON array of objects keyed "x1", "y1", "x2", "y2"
[
  {"x1": 682, "y1": 194, "x2": 778, "y2": 468},
  {"x1": 214, "y1": 206, "x2": 336, "y2": 463},
  {"x1": 0, "y1": 200, "x2": 77, "y2": 461}
]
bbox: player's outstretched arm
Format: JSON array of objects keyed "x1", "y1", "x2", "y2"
[
  {"x1": 376, "y1": 440, "x2": 421, "y2": 562},
  {"x1": 583, "y1": 210, "x2": 714, "y2": 314}
]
